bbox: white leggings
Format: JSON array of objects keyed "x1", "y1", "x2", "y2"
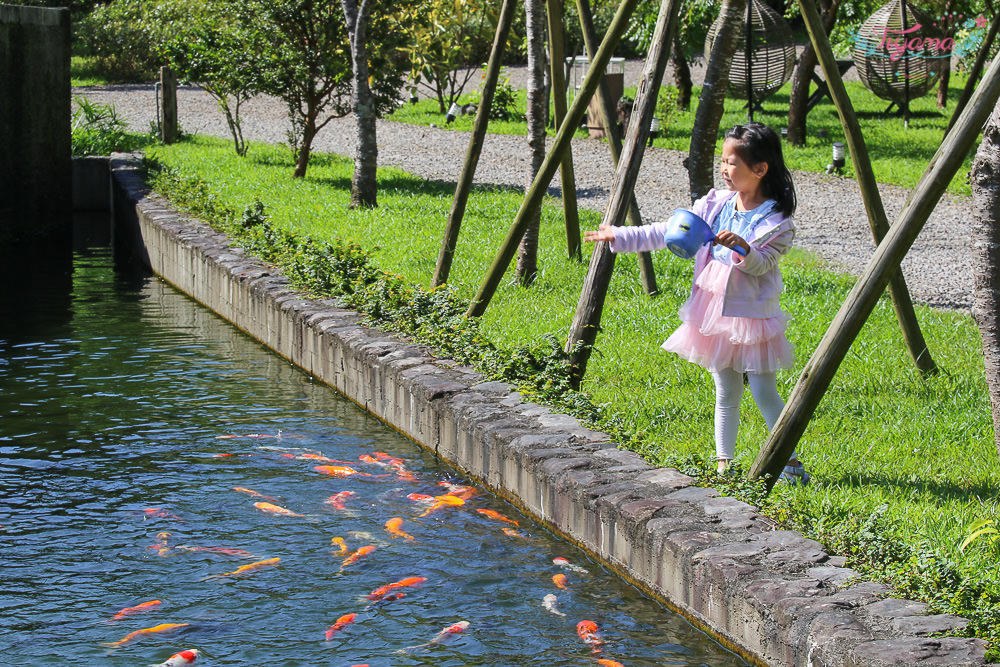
[{"x1": 711, "y1": 368, "x2": 793, "y2": 461}]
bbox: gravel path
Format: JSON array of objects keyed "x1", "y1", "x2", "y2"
[{"x1": 78, "y1": 77, "x2": 976, "y2": 312}]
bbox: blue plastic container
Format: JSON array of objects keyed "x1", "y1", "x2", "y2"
[{"x1": 663, "y1": 208, "x2": 746, "y2": 260}]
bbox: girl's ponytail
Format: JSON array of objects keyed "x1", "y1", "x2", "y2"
[{"x1": 725, "y1": 123, "x2": 796, "y2": 217}]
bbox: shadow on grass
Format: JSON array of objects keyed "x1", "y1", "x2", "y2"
[{"x1": 827, "y1": 470, "x2": 998, "y2": 505}]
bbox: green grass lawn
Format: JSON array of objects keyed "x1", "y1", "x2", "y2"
[
  {"x1": 389, "y1": 73, "x2": 977, "y2": 196},
  {"x1": 144, "y1": 134, "x2": 1000, "y2": 650}
]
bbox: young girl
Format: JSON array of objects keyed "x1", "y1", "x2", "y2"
[{"x1": 583, "y1": 123, "x2": 808, "y2": 484}]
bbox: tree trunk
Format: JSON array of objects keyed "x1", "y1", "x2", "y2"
[
  {"x1": 294, "y1": 115, "x2": 317, "y2": 179},
  {"x1": 687, "y1": 0, "x2": 746, "y2": 200},
  {"x1": 937, "y1": 60, "x2": 951, "y2": 108},
  {"x1": 516, "y1": 0, "x2": 547, "y2": 285},
  {"x1": 342, "y1": 0, "x2": 378, "y2": 208},
  {"x1": 787, "y1": 0, "x2": 839, "y2": 146},
  {"x1": 972, "y1": 102, "x2": 1000, "y2": 461},
  {"x1": 671, "y1": 30, "x2": 692, "y2": 110}
]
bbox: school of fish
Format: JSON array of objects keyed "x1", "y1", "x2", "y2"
[{"x1": 113, "y1": 443, "x2": 632, "y2": 664}]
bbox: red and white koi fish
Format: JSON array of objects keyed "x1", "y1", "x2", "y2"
[
  {"x1": 366, "y1": 576, "x2": 426, "y2": 601},
  {"x1": 418, "y1": 494, "x2": 465, "y2": 517},
  {"x1": 142, "y1": 508, "x2": 182, "y2": 521},
  {"x1": 358, "y1": 454, "x2": 390, "y2": 467},
  {"x1": 325, "y1": 491, "x2": 356, "y2": 510},
  {"x1": 101, "y1": 622, "x2": 189, "y2": 647},
  {"x1": 406, "y1": 493, "x2": 434, "y2": 503},
  {"x1": 552, "y1": 573, "x2": 569, "y2": 589},
  {"x1": 341, "y1": 545, "x2": 375, "y2": 569},
  {"x1": 577, "y1": 620, "x2": 604, "y2": 648},
  {"x1": 476, "y1": 509, "x2": 518, "y2": 525},
  {"x1": 324, "y1": 612, "x2": 357, "y2": 640},
  {"x1": 314, "y1": 465, "x2": 374, "y2": 478},
  {"x1": 254, "y1": 501, "x2": 303, "y2": 517},
  {"x1": 553, "y1": 556, "x2": 589, "y2": 574},
  {"x1": 208, "y1": 557, "x2": 280, "y2": 579},
  {"x1": 110, "y1": 599, "x2": 161, "y2": 621},
  {"x1": 405, "y1": 621, "x2": 470, "y2": 651},
  {"x1": 597, "y1": 660, "x2": 625, "y2": 667},
  {"x1": 233, "y1": 487, "x2": 276, "y2": 501},
  {"x1": 150, "y1": 649, "x2": 200, "y2": 666},
  {"x1": 542, "y1": 593, "x2": 565, "y2": 617},
  {"x1": 384, "y1": 517, "x2": 415, "y2": 541}
]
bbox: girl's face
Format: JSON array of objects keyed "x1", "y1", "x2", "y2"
[{"x1": 719, "y1": 138, "x2": 767, "y2": 195}]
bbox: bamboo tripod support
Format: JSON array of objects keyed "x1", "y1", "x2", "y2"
[
  {"x1": 749, "y1": 50, "x2": 1000, "y2": 491},
  {"x1": 547, "y1": 0, "x2": 582, "y2": 262}
]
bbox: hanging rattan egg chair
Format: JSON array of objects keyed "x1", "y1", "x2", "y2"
[
  {"x1": 852, "y1": 0, "x2": 948, "y2": 106},
  {"x1": 704, "y1": 0, "x2": 796, "y2": 102}
]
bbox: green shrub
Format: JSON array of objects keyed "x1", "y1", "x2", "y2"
[{"x1": 71, "y1": 96, "x2": 148, "y2": 156}]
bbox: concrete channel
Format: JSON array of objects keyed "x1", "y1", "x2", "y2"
[{"x1": 95, "y1": 154, "x2": 994, "y2": 667}]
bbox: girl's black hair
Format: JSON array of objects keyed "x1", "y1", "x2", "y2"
[{"x1": 725, "y1": 123, "x2": 796, "y2": 217}]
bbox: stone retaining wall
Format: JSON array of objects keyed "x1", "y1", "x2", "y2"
[{"x1": 109, "y1": 154, "x2": 995, "y2": 667}]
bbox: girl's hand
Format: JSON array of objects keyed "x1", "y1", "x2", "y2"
[
  {"x1": 714, "y1": 230, "x2": 750, "y2": 255},
  {"x1": 583, "y1": 224, "x2": 616, "y2": 243}
]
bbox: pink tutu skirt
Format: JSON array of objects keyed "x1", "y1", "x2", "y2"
[{"x1": 661, "y1": 260, "x2": 794, "y2": 372}]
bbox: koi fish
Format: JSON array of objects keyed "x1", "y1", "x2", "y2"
[
  {"x1": 234, "y1": 487, "x2": 276, "y2": 501},
  {"x1": 542, "y1": 593, "x2": 565, "y2": 617},
  {"x1": 502, "y1": 527, "x2": 527, "y2": 539},
  {"x1": 476, "y1": 509, "x2": 518, "y2": 525},
  {"x1": 418, "y1": 494, "x2": 465, "y2": 517},
  {"x1": 553, "y1": 573, "x2": 569, "y2": 589},
  {"x1": 254, "y1": 501, "x2": 303, "y2": 517},
  {"x1": 406, "y1": 493, "x2": 434, "y2": 503},
  {"x1": 324, "y1": 612, "x2": 357, "y2": 640},
  {"x1": 394, "y1": 467, "x2": 417, "y2": 482},
  {"x1": 373, "y1": 452, "x2": 405, "y2": 466},
  {"x1": 405, "y1": 620, "x2": 469, "y2": 651},
  {"x1": 331, "y1": 536, "x2": 348, "y2": 554},
  {"x1": 553, "y1": 556, "x2": 589, "y2": 574},
  {"x1": 366, "y1": 576, "x2": 427, "y2": 601},
  {"x1": 577, "y1": 620, "x2": 603, "y2": 648},
  {"x1": 358, "y1": 454, "x2": 389, "y2": 467},
  {"x1": 298, "y1": 452, "x2": 349, "y2": 464},
  {"x1": 150, "y1": 649, "x2": 200, "y2": 666},
  {"x1": 209, "y1": 557, "x2": 280, "y2": 579},
  {"x1": 217, "y1": 433, "x2": 275, "y2": 439},
  {"x1": 384, "y1": 517, "x2": 415, "y2": 541},
  {"x1": 341, "y1": 545, "x2": 375, "y2": 569},
  {"x1": 326, "y1": 491, "x2": 356, "y2": 510},
  {"x1": 439, "y1": 481, "x2": 476, "y2": 500},
  {"x1": 110, "y1": 599, "x2": 161, "y2": 621},
  {"x1": 191, "y1": 545, "x2": 255, "y2": 558},
  {"x1": 597, "y1": 660, "x2": 625, "y2": 667},
  {"x1": 314, "y1": 465, "x2": 372, "y2": 478},
  {"x1": 143, "y1": 508, "x2": 182, "y2": 521},
  {"x1": 101, "y1": 622, "x2": 189, "y2": 647}
]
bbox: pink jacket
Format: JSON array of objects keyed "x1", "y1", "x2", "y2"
[{"x1": 608, "y1": 189, "x2": 794, "y2": 318}]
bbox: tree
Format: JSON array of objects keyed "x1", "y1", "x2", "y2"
[
  {"x1": 516, "y1": 0, "x2": 548, "y2": 285},
  {"x1": 240, "y1": 0, "x2": 409, "y2": 179},
  {"x1": 972, "y1": 101, "x2": 1000, "y2": 461},
  {"x1": 787, "y1": 0, "x2": 843, "y2": 146},
  {"x1": 341, "y1": 0, "x2": 378, "y2": 208},
  {"x1": 687, "y1": 0, "x2": 746, "y2": 199}
]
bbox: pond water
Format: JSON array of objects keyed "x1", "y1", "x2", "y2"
[{"x1": 0, "y1": 231, "x2": 746, "y2": 666}]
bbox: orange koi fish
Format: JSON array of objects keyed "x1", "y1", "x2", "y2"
[
  {"x1": 597, "y1": 660, "x2": 625, "y2": 667},
  {"x1": 331, "y1": 536, "x2": 348, "y2": 554},
  {"x1": 324, "y1": 612, "x2": 357, "y2": 640},
  {"x1": 577, "y1": 620, "x2": 604, "y2": 648},
  {"x1": 405, "y1": 621, "x2": 469, "y2": 651},
  {"x1": 101, "y1": 622, "x2": 189, "y2": 647},
  {"x1": 326, "y1": 491, "x2": 356, "y2": 510},
  {"x1": 314, "y1": 465, "x2": 372, "y2": 478},
  {"x1": 109, "y1": 599, "x2": 161, "y2": 621},
  {"x1": 254, "y1": 501, "x2": 303, "y2": 517},
  {"x1": 406, "y1": 493, "x2": 434, "y2": 503},
  {"x1": 358, "y1": 454, "x2": 389, "y2": 467},
  {"x1": 152, "y1": 649, "x2": 200, "y2": 666},
  {"x1": 210, "y1": 557, "x2": 280, "y2": 578},
  {"x1": 384, "y1": 517, "x2": 415, "y2": 541},
  {"x1": 553, "y1": 556, "x2": 589, "y2": 573},
  {"x1": 233, "y1": 487, "x2": 276, "y2": 501},
  {"x1": 143, "y1": 508, "x2": 182, "y2": 521},
  {"x1": 373, "y1": 452, "x2": 405, "y2": 466},
  {"x1": 341, "y1": 545, "x2": 375, "y2": 568},
  {"x1": 366, "y1": 576, "x2": 426, "y2": 601},
  {"x1": 502, "y1": 527, "x2": 527, "y2": 539},
  {"x1": 418, "y1": 494, "x2": 465, "y2": 517},
  {"x1": 439, "y1": 481, "x2": 476, "y2": 500},
  {"x1": 476, "y1": 509, "x2": 518, "y2": 526},
  {"x1": 553, "y1": 573, "x2": 569, "y2": 589}
]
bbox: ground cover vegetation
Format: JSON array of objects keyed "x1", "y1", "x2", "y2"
[{"x1": 142, "y1": 134, "x2": 1000, "y2": 655}]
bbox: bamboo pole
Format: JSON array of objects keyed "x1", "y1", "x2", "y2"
[
  {"x1": 466, "y1": 0, "x2": 640, "y2": 317},
  {"x1": 565, "y1": 0, "x2": 681, "y2": 386},
  {"x1": 749, "y1": 51, "x2": 1000, "y2": 492},
  {"x1": 946, "y1": 10, "x2": 1000, "y2": 134},
  {"x1": 798, "y1": 0, "x2": 936, "y2": 374},
  {"x1": 547, "y1": 0, "x2": 582, "y2": 262},
  {"x1": 576, "y1": 0, "x2": 659, "y2": 296},
  {"x1": 432, "y1": 0, "x2": 518, "y2": 287}
]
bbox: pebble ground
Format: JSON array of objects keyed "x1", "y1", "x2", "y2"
[{"x1": 77, "y1": 62, "x2": 977, "y2": 313}]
